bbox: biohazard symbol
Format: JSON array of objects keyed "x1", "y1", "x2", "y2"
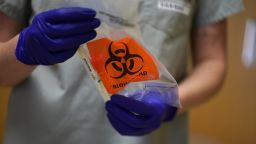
[{"x1": 105, "y1": 41, "x2": 144, "y2": 79}]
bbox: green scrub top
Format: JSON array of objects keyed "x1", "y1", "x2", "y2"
[{"x1": 0, "y1": 0, "x2": 243, "y2": 144}]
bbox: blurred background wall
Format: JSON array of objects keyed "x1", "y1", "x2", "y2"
[
  {"x1": 0, "y1": 0, "x2": 256, "y2": 144},
  {"x1": 190, "y1": 0, "x2": 256, "y2": 143},
  {"x1": 0, "y1": 88, "x2": 10, "y2": 144}
]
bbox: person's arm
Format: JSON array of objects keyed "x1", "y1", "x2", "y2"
[
  {"x1": 178, "y1": 20, "x2": 227, "y2": 113},
  {"x1": 0, "y1": 12, "x2": 36, "y2": 86}
]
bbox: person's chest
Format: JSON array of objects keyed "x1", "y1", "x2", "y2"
[{"x1": 31, "y1": 0, "x2": 196, "y2": 35}]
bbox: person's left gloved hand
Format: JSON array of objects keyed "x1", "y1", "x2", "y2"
[
  {"x1": 105, "y1": 90, "x2": 178, "y2": 136},
  {"x1": 15, "y1": 7, "x2": 100, "y2": 65}
]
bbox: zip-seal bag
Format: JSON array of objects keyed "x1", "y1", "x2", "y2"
[{"x1": 78, "y1": 0, "x2": 181, "y2": 108}]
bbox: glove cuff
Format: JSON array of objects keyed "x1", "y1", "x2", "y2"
[
  {"x1": 163, "y1": 105, "x2": 178, "y2": 122},
  {"x1": 15, "y1": 28, "x2": 36, "y2": 65}
]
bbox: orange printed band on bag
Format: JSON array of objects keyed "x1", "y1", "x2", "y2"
[{"x1": 87, "y1": 37, "x2": 159, "y2": 94}]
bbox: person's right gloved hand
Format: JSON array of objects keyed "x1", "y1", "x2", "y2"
[
  {"x1": 106, "y1": 90, "x2": 178, "y2": 136},
  {"x1": 15, "y1": 7, "x2": 101, "y2": 65}
]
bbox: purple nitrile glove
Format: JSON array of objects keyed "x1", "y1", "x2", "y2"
[
  {"x1": 15, "y1": 7, "x2": 101, "y2": 65},
  {"x1": 105, "y1": 90, "x2": 178, "y2": 136}
]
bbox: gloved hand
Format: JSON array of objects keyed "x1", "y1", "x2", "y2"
[
  {"x1": 16, "y1": 7, "x2": 101, "y2": 65},
  {"x1": 105, "y1": 90, "x2": 178, "y2": 136}
]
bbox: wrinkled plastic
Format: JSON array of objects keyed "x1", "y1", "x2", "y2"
[
  {"x1": 117, "y1": 81, "x2": 180, "y2": 108},
  {"x1": 78, "y1": 0, "x2": 181, "y2": 108}
]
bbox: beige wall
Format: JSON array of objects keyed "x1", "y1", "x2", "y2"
[
  {"x1": 1, "y1": 0, "x2": 256, "y2": 144},
  {"x1": 190, "y1": 0, "x2": 256, "y2": 144},
  {"x1": 0, "y1": 88, "x2": 10, "y2": 144}
]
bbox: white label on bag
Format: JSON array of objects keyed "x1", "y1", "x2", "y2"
[{"x1": 158, "y1": 0, "x2": 191, "y2": 15}]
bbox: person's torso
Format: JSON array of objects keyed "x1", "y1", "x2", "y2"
[
  {"x1": 31, "y1": 0, "x2": 194, "y2": 79},
  {"x1": 5, "y1": 0, "x2": 195, "y2": 144}
]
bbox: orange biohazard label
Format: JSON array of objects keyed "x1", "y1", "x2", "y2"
[{"x1": 87, "y1": 37, "x2": 159, "y2": 94}]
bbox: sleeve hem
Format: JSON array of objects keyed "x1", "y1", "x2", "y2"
[
  {"x1": 0, "y1": 2, "x2": 27, "y2": 24},
  {"x1": 195, "y1": 4, "x2": 244, "y2": 27}
]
